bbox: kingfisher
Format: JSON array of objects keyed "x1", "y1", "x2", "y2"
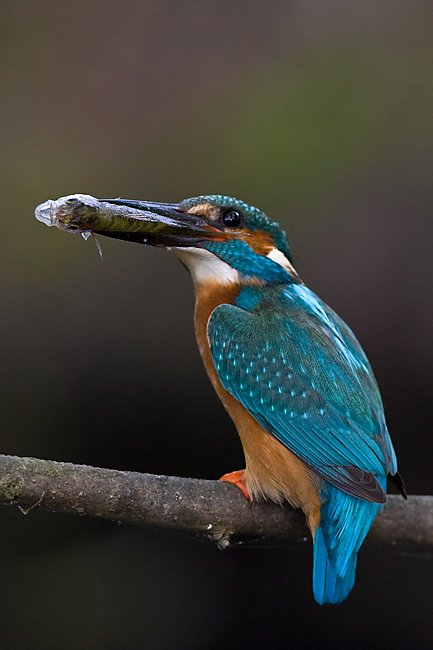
[{"x1": 54, "y1": 193, "x2": 407, "y2": 604}]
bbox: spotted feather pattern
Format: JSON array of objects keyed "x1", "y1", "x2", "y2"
[
  {"x1": 207, "y1": 282, "x2": 399, "y2": 603},
  {"x1": 207, "y1": 284, "x2": 397, "y2": 502}
]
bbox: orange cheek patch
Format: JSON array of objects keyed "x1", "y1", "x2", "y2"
[
  {"x1": 185, "y1": 211, "x2": 276, "y2": 254},
  {"x1": 237, "y1": 228, "x2": 274, "y2": 255}
]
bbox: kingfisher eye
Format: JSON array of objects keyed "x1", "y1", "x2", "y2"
[{"x1": 220, "y1": 210, "x2": 243, "y2": 228}]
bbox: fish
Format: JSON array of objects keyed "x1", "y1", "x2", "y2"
[{"x1": 35, "y1": 193, "x2": 222, "y2": 247}]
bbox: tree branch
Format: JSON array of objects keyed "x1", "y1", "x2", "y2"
[{"x1": 0, "y1": 454, "x2": 431, "y2": 547}]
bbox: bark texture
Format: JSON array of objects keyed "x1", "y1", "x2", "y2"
[{"x1": 0, "y1": 454, "x2": 430, "y2": 547}]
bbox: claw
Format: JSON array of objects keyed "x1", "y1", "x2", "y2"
[{"x1": 219, "y1": 469, "x2": 253, "y2": 506}]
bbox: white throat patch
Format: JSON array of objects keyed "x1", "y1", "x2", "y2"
[
  {"x1": 266, "y1": 247, "x2": 297, "y2": 275},
  {"x1": 171, "y1": 247, "x2": 240, "y2": 287}
]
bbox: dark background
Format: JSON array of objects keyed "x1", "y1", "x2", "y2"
[{"x1": 0, "y1": 2, "x2": 432, "y2": 648}]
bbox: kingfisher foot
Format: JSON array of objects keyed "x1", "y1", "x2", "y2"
[{"x1": 219, "y1": 470, "x2": 253, "y2": 505}]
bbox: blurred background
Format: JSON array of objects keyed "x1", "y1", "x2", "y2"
[{"x1": 0, "y1": 1, "x2": 432, "y2": 648}]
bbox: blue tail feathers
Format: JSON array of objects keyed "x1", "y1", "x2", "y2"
[{"x1": 313, "y1": 479, "x2": 385, "y2": 604}]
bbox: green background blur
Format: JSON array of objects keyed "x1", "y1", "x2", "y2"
[{"x1": 0, "y1": 2, "x2": 432, "y2": 649}]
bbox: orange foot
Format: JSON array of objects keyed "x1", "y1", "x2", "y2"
[{"x1": 219, "y1": 469, "x2": 253, "y2": 505}]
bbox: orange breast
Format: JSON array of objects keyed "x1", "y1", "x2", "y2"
[{"x1": 193, "y1": 282, "x2": 322, "y2": 535}]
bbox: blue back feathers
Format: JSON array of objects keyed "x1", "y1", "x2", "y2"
[
  {"x1": 177, "y1": 195, "x2": 400, "y2": 603},
  {"x1": 206, "y1": 281, "x2": 399, "y2": 604}
]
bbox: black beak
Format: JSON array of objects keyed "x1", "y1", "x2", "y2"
[{"x1": 99, "y1": 198, "x2": 223, "y2": 247}]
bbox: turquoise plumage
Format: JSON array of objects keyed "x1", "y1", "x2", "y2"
[
  {"x1": 36, "y1": 192, "x2": 405, "y2": 603},
  {"x1": 313, "y1": 482, "x2": 384, "y2": 603},
  {"x1": 208, "y1": 285, "x2": 395, "y2": 495},
  {"x1": 207, "y1": 282, "x2": 395, "y2": 603}
]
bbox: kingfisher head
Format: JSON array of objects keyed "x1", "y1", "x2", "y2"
[{"x1": 106, "y1": 194, "x2": 299, "y2": 287}]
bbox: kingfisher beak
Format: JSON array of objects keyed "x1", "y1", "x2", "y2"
[{"x1": 100, "y1": 198, "x2": 224, "y2": 247}]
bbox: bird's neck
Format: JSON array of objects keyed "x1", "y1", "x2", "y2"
[{"x1": 172, "y1": 247, "x2": 241, "y2": 287}]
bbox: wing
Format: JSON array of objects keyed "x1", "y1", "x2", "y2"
[{"x1": 207, "y1": 285, "x2": 397, "y2": 503}]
